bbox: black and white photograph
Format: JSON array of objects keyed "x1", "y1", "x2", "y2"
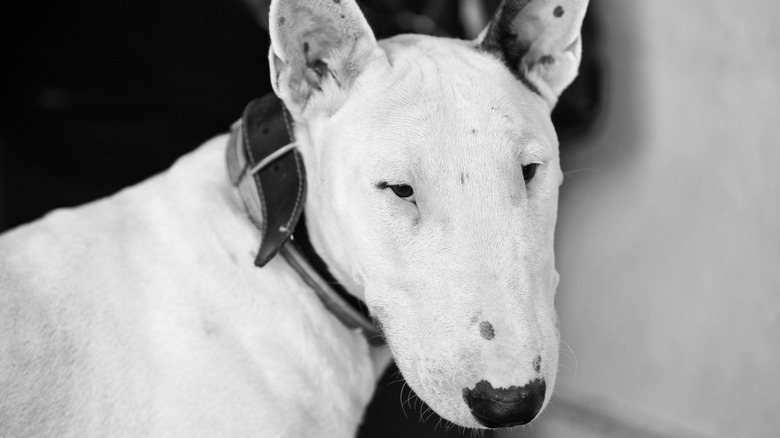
[{"x1": 1, "y1": 1, "x2": 777, "y2": 437}]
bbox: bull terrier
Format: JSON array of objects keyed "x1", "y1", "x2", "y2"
[{"x1": 0, "y1": 0, "x2": 589, "y2": 435}]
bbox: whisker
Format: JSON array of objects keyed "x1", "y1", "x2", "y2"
[
  {"x1": 560, "y1": 338, "x2": 578, "y2": 376},
  {"x1": 398, "y1": 381, "x2": 410, "y2": 418},
  {"x1": 423, "y1": 407, "x2": 437, "y2": 423},
  {"x1": 386, "y1": 377, "x2": 407, "y2": 386}
]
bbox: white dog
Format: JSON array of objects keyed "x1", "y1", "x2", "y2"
[{"x1": 0, "y1": 0, "x2": 588, "y2": 436}]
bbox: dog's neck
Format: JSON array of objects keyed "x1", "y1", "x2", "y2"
[{"x1": 224, "y1": 94, "x2": 384, "y2": 346}]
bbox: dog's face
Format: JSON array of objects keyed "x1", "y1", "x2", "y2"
[{"x1": 268, "y1": 0, "x2": 588, "y2": 429}]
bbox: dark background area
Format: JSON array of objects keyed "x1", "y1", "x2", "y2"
[{"x1": 0, "y1": 0, "x2": 600, "y2": 436}]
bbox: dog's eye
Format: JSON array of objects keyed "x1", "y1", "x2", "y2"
[
  {"x1": 390, "y1": 184, "x2": 414, "y2": 200},
  {"x1": 522, "y1": 163, "x2": 539, "y2": 183},
  {"x1": 377, "y1": 182, "x2": 416, "y2": 203}
]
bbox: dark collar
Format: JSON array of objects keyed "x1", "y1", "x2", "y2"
[{"x1": 225, "y1": 93, "x2": 384, "y2": 346}]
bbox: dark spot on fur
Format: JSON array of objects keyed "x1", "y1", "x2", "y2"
[
  {"x1": 554, "y1": 6, "x2": 565, "y2": 18},
  {"x1": 303, "y1": 41, "x2": 310, "y2": 54},
  {"x1": 341, "y1": 14, "x2": 345, "y2": 19},
  {"x1": 539, "y1": 55, "x2": 555, "y2": 65},
  {"x1": 203, "y1": 320, "x2": 220, "y2": 337},
  {"x1": 471, "y1": 128, "x2": 477, "y2": 134},
  {"x1": 278, "y1": 16, "x2": 285, "y2": 26},
  {"x1": 460, "y1": 173, "x2": 465, "y2": 185},
  {"x1": 333, "y1": 0, "x2": 340, "y2": 3},
  {"x1": 480, "y1": 321, "x2": 495, "y2": 340},
  {"x1": 533, "y1": 355, "x2": 542, "y2": 373}
]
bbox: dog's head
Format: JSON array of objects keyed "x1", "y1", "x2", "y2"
[{"x1": 267, "y1": 0, "x2": 587, "y2": 429}]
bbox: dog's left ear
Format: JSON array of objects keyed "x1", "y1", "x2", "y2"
[
  {"x1": 268, "y1": 0, "x2": 383, "y2": 119},
  {"x1": 477, "y1": 0, "x2": 589, "y2": 108}
]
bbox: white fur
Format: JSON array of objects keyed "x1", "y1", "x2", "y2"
[
  {"x1": 0, "y1": 0, "x2": 586, "y2": 435},
  {"x1": 0, "y1": 138, "x2": 381, "y2": 437}
]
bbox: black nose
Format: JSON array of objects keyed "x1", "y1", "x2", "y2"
[{"x1": 462, "y1": 378, "x2": 546, "y2": 428}]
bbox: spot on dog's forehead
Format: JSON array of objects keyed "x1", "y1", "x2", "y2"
[
  {"x1": 480, "y1": 321, "x2": 495, "y2": 340},
  {"x1": 202, "y1": 320, "x2": 220, "y2": 337}
]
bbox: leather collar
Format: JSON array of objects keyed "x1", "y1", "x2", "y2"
[{"x1": 226, "y1": 93, "x2": 384, "y2": 346}]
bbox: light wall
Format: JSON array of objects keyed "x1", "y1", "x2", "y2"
[{"x1": 514, "y1": 1, "x2": 780, "y2": 437}]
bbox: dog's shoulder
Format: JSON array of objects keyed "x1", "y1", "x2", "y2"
[{"x1": 0, "y1": 150, "x2": 203, "y2": 435}]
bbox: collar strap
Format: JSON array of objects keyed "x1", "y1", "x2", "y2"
[
  {"x1": 283, "y1": 217, "x2": 384, "y2": 345},
  {"x1": 226, "y1": 94, "x2": 305, "y2": 266},
  {"x1": 226, "y1": 94, "x2": 384, "y2": 346}
]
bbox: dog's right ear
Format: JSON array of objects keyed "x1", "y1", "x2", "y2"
[
  {"x1": 268, "y1": 0, "x2": 383, "y2": 119},
  {"x1": 477, "y1": 0, "x2": 589, "y2": 108}
]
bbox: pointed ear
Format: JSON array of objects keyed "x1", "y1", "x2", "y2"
[
  {"x1": 268, "y1": 0, "x2": 381, "y2": 119},
  {"x1": 478, "y1": 0, "x2": 589, "y2": 108}
]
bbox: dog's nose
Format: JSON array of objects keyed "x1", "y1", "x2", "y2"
[{"x1": 462, "y1": 378, "x2": 546, "y2": 428}]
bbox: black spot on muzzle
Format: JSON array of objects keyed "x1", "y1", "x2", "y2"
[{"x1": 479, "y1": 321, "x2": 495, "y2": 340}]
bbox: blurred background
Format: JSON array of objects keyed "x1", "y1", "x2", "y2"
[{"x1": 1, "y1": 0, "x2": 778, "y2": 437}]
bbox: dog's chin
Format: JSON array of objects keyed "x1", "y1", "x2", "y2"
[
  {"x1": 443, "y1": 409, "x2": 489, "y2": 430},
  {"x1": 388, "y1": 363, "x2": 484, "y2": 430},
  {"x1": 405, "y1": 383, "x2": 488, "y2": 430}
]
